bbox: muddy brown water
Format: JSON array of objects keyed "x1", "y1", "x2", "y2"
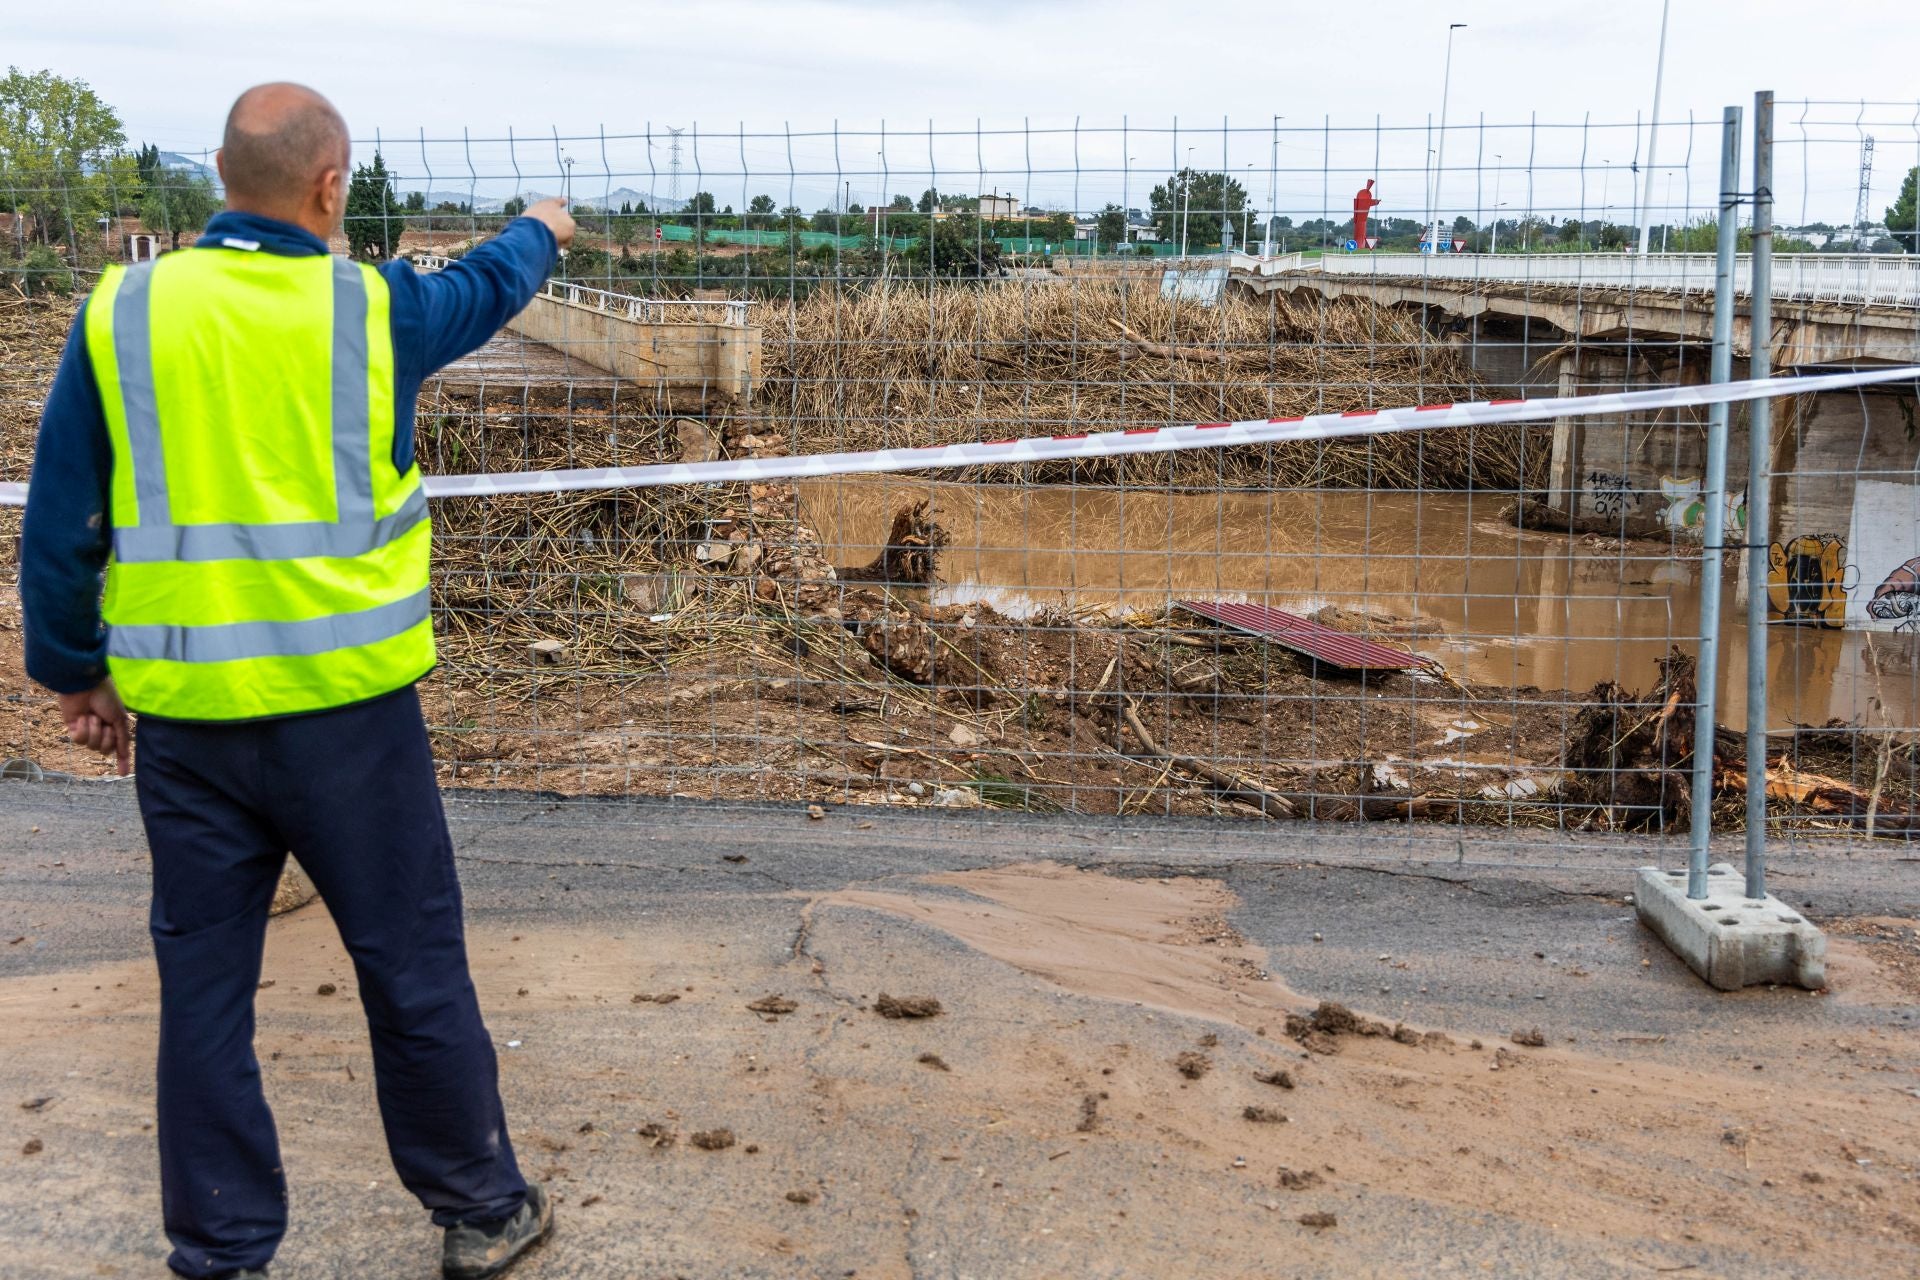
[{"x1": 797, "y1": 476, "x2": 1920, "y2": 731}]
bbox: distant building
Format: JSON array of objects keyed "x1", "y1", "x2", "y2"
[
  {"x1": 124, "y1": 232, "x2": 163, "y2": 262},
  {"x1": 978, "y1": 193, "x2": 1018, "y2": 218}
]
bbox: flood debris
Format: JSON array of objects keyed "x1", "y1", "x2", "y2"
[
  {"x1": 1563, "y1": 650, "x2": 1697, "y2": 829},
  {"x1": 836, "y1": 500, "x2": 947, "y2": 585},
  {"x1": 785, "y1": 1189, "x2": 816, "y2": 1205},
  {"x1": 1284, "y1": 1001, "x2": 1392, "y2": 1054},
  {"x1": 1076, "y1": 1093, "x2": 1101, "y2": 1132},
  {"x1": 22, "y1": 1138, "x2": 44, "y2": 1155},
  {"x1": 690, "y1": 1128, "x2": 736, "y2": 1151},
  {"x1": 746, "y1": 995, "x2": 798, "y2": 1016},
  {"x1": 1276, "y1": 1168, "x2": 1323, "y2": 1191},
  {"x1": 874, "y1": 993, "x2": 942, "y2": 1019},
  {"x1": 19, "y1": 1096, "x2": 53, "y2": 1112},
  {"x1": 1511, "y1": 1028, "x2": 1548, "y2": 1048},
  {"x1": 1253, "y1": 1069, "x2": 1295, "y2": 1090},
  {"x1": 1242, "y1": 1105, "x2": 1289, "y2": 1124},
  {"x1": 916, "y1": 1052, "x2": 951, "y2": 1072},
  {"x1": 1174, "y1": 1051, "x2": 1212, "y2": 1080},
  {"x1": 1298, "y1": 1211, "x2": 1338, "y2": 1229},
  {"x1": 631, "y1": 992, "x2": 681, "y2": 1005},
  {"x1": 636, "y1": 1123, "x2": 676, "y2": 1149},
  {"x1": 315, "y1": 983, "x2": 337, "y2": 997}
]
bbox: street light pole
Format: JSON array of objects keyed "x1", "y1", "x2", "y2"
[
  {"x1": 1490, "y1": 154, "x2": 1503, "y2": 253},
  {"x1": 1243, "y1": 163, "x2": 1255, "y2": 250},
  {"x1": 1428, "y1": 22, "x2": 1466, "y2": 253},
  {"x1": 1264, "y1": 115, "x2": 1281, "y2": 256},
  {"x1": 1181, "y1": 145, "x2": 1194, "y2": 257},
  {"x1": 1636, "y1": 0, "x2": 1672, "y2": 256}
]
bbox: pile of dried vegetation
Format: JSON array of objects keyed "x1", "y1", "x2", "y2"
[{"x1": 751, "y1": 280, "x2": 1551, "y2": 490}]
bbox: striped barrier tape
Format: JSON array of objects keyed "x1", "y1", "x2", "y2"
[{"x1": 0, "y1": 364, "x2": 1914, "y2": 507}]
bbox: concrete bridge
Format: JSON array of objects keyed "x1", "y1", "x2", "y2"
[
  {"x1": 1211, "y1": 250, "x2": 1920, "y2": 637},
  {"x1": 415, "y1": 255, "x2": 761, "y2": 408}
]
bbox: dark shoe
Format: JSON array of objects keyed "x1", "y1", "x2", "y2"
[{"x1": 442, "y1": 1181, "x2": 553, "y2": 1279}]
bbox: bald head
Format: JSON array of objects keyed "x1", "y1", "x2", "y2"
[{"x1": 218, "y1": 83, "x2": 349, "y2": 221}]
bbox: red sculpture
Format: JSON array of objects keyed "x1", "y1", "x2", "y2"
[{"x1": 1353, "y1": 179, "x2": 1380, "y2": 247}]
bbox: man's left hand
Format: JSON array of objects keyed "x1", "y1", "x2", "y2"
[{"x1": 56, "y1": 679, "x2": 132, "y2": 776}]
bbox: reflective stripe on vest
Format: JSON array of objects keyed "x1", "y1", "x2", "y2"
[
  {"x1": 91, "y1": 250, "x2": 434, "y2": 721},
  {"x1": 106, "y1": 257, "x2": 427, "y2": 564},
  {"x1": 108, "y1": 586, "x2": 430, "y2": 663}
]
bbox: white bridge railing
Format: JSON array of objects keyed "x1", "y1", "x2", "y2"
[
  {"x1": 1286, "y1": 252, "x2": 1920, "y2": 309},
  {"x1": 413, "y1": 254, "x2": 755, "y2": 325}
]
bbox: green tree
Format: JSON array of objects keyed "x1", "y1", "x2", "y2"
[
  {"x1": 138, "y1": 166, "x2": 219, "y2": 250},
  {"x1": 745, "y1": 193, "x2": 776, "y2": 229},
  {"x1": 888, "y1": 194, "x2": 912, "y2": 212},
  {"x1": 917, "y1": 188, "x2": 944, "y2": 213},
  {"x1": 610, "y1": 208, "x2": 644, "y2": 256},
  {"x1": 683, "y1": 191, "x2": 716, "y2": 215},
  {"x1": 903, "y1": 215, "x2": 1002, "y2": 277},
  {"x1": 501, "y1": 195, "x2": 527, "y2": 217},
  {"x1": 134, "y1": 142, "x2": 160, "y2": 188},
  {"x1": 1148, "y1": 169, "x2": 1246, "y2": 249},
  {"x1": 403, "y1": 189, "x2": 425, "y2": 212},
  {"x1": 0, "y1": 67, "x2": 131, "y2": 247},
  {"x1": 344, "y1": 152, "x2": 402, "y2": 259},
  {"x1": 1095, "y1": 203, "x2": 1127, "y2": 249},
  {"x1": 1888, "y1": 166, "x2": 1918, "y2": 253}
]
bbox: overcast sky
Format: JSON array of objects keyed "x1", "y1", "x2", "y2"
[{"x1": 15, "y1": 0, "x2": 1920, "y2": 226}]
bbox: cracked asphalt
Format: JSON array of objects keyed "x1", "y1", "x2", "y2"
[{"x1": 3, "y1": 781, "x2": 1918, "y2": 1278}]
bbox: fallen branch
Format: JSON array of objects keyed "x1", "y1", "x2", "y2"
[
  {"x1": 1111, "y1": 320, "x2": 1236, "y2": 364},
  {"x1": 1117, "y1": 697, "x2": 1296, "y2": 818},
  {"x1": 1500, "y1": 493, "x2": 1671, "y2": 541}
]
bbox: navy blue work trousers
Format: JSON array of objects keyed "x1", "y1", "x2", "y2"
[{"x1": 136, "y1": 685, "x2": 527, "y2": 1276}]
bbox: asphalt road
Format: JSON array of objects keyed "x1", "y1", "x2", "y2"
[{"x1": 3, "y1": 782, "x2": 1918, "y2": 1279}]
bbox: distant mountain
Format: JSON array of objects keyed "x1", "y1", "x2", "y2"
[{"x1": 155, "y1": 151, "x2": 220, "y2": 187}]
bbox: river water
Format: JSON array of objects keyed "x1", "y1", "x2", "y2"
[{"x1": 796, "y1": 475, "x2": 1920, "y2": 732}]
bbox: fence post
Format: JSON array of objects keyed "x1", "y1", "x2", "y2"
[
  {"x1": 1689, "y1": 104, "x2": 1742, "y2": 901},
  {"x1": 1745, "y1": 91, "x2": 1774, "y2": 900}
]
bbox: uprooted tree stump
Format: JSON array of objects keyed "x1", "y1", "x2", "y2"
[
  {"x1": 1563, "y1": 648, "x2": 1698, "y2": 830},
  {"x1": 838, "y1": 500, "x2": 948, "y2": 586}
]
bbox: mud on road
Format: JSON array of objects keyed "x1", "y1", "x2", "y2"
[{"x1": 2, "y1": 795, "x2": 1918, "y2": 1278}]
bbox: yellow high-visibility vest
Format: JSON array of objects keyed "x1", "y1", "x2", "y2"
[{"x1": 85, "y1": 247, "x2": 433, "y2": 721}]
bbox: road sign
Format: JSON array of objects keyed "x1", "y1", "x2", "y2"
[
  {"x1": 1365, "y1": 237, "x2": 1379, "y2": 250},
  {"x1": 1343, "y1": 238, "x2": 1358, "y2": 252}
]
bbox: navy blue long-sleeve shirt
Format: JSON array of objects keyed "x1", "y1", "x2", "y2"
[{"x1": 20, "y1": 210, "x2": 558, "y2": 695}]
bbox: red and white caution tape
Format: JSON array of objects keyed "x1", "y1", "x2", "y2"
[{"x1": 1, "y1": 365, "x2": 1914, "y2": 507}]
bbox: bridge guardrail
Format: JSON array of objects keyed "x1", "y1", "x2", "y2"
[
  {"x1": 414, "y1": 253, "x2": 755, "y2": 325},
  {"x1": 1293, "y1": 252, "x2": 1920, "y2": 308}
]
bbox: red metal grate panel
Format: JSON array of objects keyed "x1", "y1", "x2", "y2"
[{"x1": 1175, "y1": 600, "x2": 1426, "y2": 672}]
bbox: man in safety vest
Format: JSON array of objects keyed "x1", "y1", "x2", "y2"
[{"x1": 20, "y1": 84, "x2": 575, "y2": 1280}]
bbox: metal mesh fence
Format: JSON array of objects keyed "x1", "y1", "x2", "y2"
[{"x1": 3, "y1": 104, "x2": 1919, "y2": 859}]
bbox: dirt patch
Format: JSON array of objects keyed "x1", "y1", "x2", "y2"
[
  {"x1": 689, "y1": 1129, "x2": 736, "y2": 1151},
  {"x1": 820, "y1": 861, "x2": 1920, "y2": 1273},
  {"x1": 1825, "y1": 917, "x2": 1920, "y2": 1002}
]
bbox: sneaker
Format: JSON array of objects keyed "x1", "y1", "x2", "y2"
[{"x1": 442, "y1": 1182, "x2": 554, "y2": 1280}]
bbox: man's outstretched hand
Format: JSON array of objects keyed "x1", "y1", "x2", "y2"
[
  {"x1": 522, "y1": 197, "x2": 577, "y2": 251},
  {"x1": 57, "y1": 680, "x2": 131, "y2": 776}
]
